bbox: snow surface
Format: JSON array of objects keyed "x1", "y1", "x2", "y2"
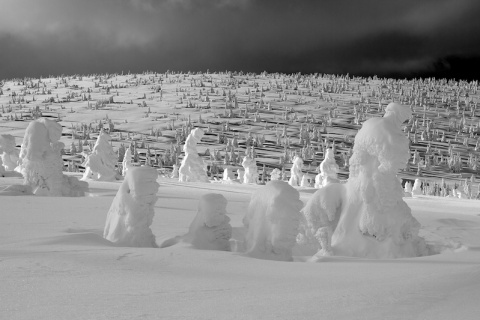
[
  {"x1": 1, "y1": 175, "x2": 480, "y2": 319},
  {"x1": 104, "y1": 166, "x2": 159, "y2": 247}
]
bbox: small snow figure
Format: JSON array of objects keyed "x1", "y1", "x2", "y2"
[
  {"x1": 404, "y1": 181, "x2": 413, "y2": 196},
  {"x1": 242, "y1": 156, "x2": 258, "y2": 184},
  {"x1": 171, "y1": 164, "x2": 179, "y2": 178},
  {"x1": 319, "y1": 148, "x2": 339, "y2": 187},
  {"x1": 412, "y1": 179, "x2": 422, "y2": 196},
  {"x1": 178, "y1": 128, "x2": 209, "y2": 182},
  {"x1": 270, "y1": 168, "x2": 282, "y2": 181},
  {"x1": 288, "y1": 156, "x2": 303, "y2": 186},
  {"x1": 82, "y1": 130, "x2": 119, "y2": 181},
  {"x1": 314, "y1": 173, "x2": 323, "y2": 188},
  {"x1": 0, "y1": 134, "x2": 20, "y2": 171},
  {"x1": 222, "y1": 167, "x2": 234, "y2": 181},
  {"x1": 184, "y1": 193, "x2": 232, "y2": 251},
  {"x1": 122, "y1": 148, "x2": 132, "y2": 176},
  {"x1": 104, "y1": 166, "x2": 159, "y2": 247},
  {"x1": 243, "y1": 180, "x2": 303, "y2": 261}
]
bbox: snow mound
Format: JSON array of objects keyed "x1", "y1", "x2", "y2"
[
  {"x1": 16, "y1": 118, "x2": 88, "y2": 196},
  {"x1": 184, "y1": 193, "x2": 232, "y2": 251},
  {"x1": 103, "y1": 166, "x2": 159, "y2": 247},
  {"x1": 243, "y1": 180, "x2": 303, "y2": 261}
]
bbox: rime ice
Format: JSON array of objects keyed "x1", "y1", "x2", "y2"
[
  {"x1": 302, "y1": 103, "x2": 428, "y2": 259},
  {"x1": 241, "y1": 156, "x2": 258, "y2": 184},
  {"x1": 243, "y1": 180, "x2": 303, "y2": 261},
  {"x1": 0, "y1": 134, "x2": 20, "y2": 171},
  {"x1": 185, "y1": 193, "x2": 232, "y2": 251},
  {"x1": 82, "y1": 130, "x2": 118, "y2": 181},
  {"x1": 16, "y1": 118, "x2": 88, "y2": 196},
  {"x1": 104, "y1": 166, "x2": 159, "y2": 247},
  {"x1": 178, "y1": 128, "x2": 209, "y2": 182},
  {"x1": 288, "y1": 156, "x2": 303, "y2": 187},
  {"x1": 319, "y1": 148, "x2": 339, "y2": 187}
]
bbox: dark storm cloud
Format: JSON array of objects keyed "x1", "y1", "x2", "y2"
[{"x1": 1, "y1": 0, "x2": 480, "y2": 80}]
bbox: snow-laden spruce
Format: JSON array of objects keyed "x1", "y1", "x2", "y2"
[
  {"x1": 241, "y1": 155, "x2": 258, "y2": 184},
  {"x1": 243, "y1": 180, "x2": 303, "y2": 261},
  {"x1": 104, "y1": 166, "x2": 159, "y2": 247},
  {"x1": 184, "y1": 193, "x2": 232, "y2": 251},
  {"x1": 319, "y1": 148, "x2": 340, "y2": 187},
  {"x1": 0, "y1": 134, "x2": 20, "y2": 171},
  {"x1": 288, "y1": 155, "x2": 303, "y2": 187},
  {"x1": 302, "y1": 103, "x2": 429, "y2": 259},
  {"x1": 178, "y1": 128, "x2": 209, "y2": 182},
  {"x1": 16, "y1": 118, "x2": 88, "y2": 196},
  {"x1": 82, "y1": 129, "x2": 119, "y2": 181}
]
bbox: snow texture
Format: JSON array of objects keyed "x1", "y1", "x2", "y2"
[
  {"x1": 16, "y1": 118, "x2": 88, "y2": 196},
  {"x1": 303, "y1": 103, "x2": 428, "y2": 259},
  {"x1": 241, "y1": 156, "x2": 258, "y2": 184},
  {"x1": 104, "y1": 166, "x2": 159, "y2": 247},
  {"x1": 82, "y1": 130, "x2": 118, "y2": 181},
  {"x1": 0, "y1": 134, "x2": 20, "y2": 171},
  {"x1": 288, "y1": 156, "x2": 303, "y2": 186},
  {"x1": 243, "y1": 180, "x2": 303, "y2": 261},
  {"x1": 184, "y1": 193, "x2": 232, "y2": 251},
  {"x1": 178, "y1": 128, "x2": 209, "y2": 182}
]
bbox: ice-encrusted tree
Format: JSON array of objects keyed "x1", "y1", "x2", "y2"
[
  {"x1": 178, "y1": 128, "x2": 209, "y2": 182},
  {"x1": 16, "y1": 118, "x2": 88, "y2": 196},
  {"x1": 243, "y1": 180, "x2": 303, "y2": 261},
  {"x1": 0, "y1": 134, "x2": 20, "y2": 171},
  {"x1": 302, "y1": 103, "x2": 428, "y2": 259},
  {"x1": 82, "y1": 130, "x2": 118, "y2": 181},
  {"x1": 104, "y1": 166, "x2": 159, "y2": 247},
  {"x1": 184, "y1": 193, "x2": 232, "y2": 251}
]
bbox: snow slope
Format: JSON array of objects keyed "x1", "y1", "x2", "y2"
[{"x1": 1, "y1": 176, "x2": 480, "y2": 320}]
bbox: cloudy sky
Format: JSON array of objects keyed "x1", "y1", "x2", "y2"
[{"x1": 1, "y1": 0, "x2": 480, "y2": 80}]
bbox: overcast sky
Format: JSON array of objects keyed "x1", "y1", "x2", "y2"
[{"x1": 1, "y1": 0, "x2": 480, "y2": 80}]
